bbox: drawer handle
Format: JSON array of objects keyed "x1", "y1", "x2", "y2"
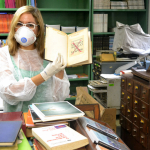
[
  {"x1": 141, "y1": 136, "x2": 144, "y2": 139},
  {"x1": 127, "y1": 96, "x2": 130, "y2": 100},
  {"x1": 135, "y1": 86, "x2": 138, "y2": 90},
  {"x1": 122, "y1": 92, "x2": 124, "y2": 95},
  {"x1": 140, "y1": 120, "x2": 144, "y2": 124},
  {"x1": 122, "y1": 79, "x2": 125, "y2": 82},
  {"x1": 134, "y1": 114, "x2": 137, "y2": 118},
  {"x1": 134, "y1": 100, "x2": 138, "y2": 104},
  {"x1": 142, "y1": 106, "x2": 145, "y2": 109},
  {"x1": 128, "y1": 83, "x2": 131, "y2": 86},
  {"x1": 121, "y1": 105, "x2": 124, "y2": 108},
  {"x1": 127, "y1": 109, "x2": 130, "y2": 113},
  {"x1": 133, "y1": 129, "x2": 137, "y2": 132}
]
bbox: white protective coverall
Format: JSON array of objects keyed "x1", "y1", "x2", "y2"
[{"x1": 0, "y1": 46, "x2": 70, "y2": 112}]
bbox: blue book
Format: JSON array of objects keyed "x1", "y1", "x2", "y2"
[
  {"x1": 30, "y1": 0, "x2": 35, "y2": 7},
  {"x1": 79, "y1": 117, "x2": 119, "y2": 140},
  {"x1": 0, "y1": 121, "x2": 22, "y2": 146},
  {"x1": 86, "y1": 127, "x2": 130, "y2": 150}
]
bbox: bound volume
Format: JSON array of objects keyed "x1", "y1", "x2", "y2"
[
  {"x1": 44, "y1": 26, "x2": 92, "y2": 67},
  {"x1": 32, "y1": 124, "x2": 89, "y2": 150}
]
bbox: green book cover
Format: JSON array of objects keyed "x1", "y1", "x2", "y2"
[
  {"x1": 0, "y1": 0, "x2": 5, "y2": 8},
  {"x1": 34, "y1": 101, "x2": 83, "y2": 117},
  {"x1": 18, "y1": 130, "x2": 32, "y2": 150}
]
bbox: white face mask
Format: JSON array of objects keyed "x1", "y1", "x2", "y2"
[{"x1": 14, "y1": 26, "x2": 36, "y2": 47}]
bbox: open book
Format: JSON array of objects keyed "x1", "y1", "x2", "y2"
[{"x1": 44, "y1": 26, "x2": 92, "y2": 67}]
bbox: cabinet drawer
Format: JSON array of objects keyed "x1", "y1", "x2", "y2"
[
  {"x1": 126, "y1": 92, "x2": 133, "y2": 108},
  {"x1": 139, "y1": 100, "x2": 149, "y2": 119},
  {"x1": 133, "y1": 82, "x2": 141, "y2": 98},
  {"x1": 139, "y1": 131, "x2": 148, "y2": 148},
  {"x1": 121, "y1": 77, "x2": 126, "y2": 90},
  {"x1": 139, "y1": 115, "x2": 149, "y2": 134},
  {"x1": 133, "y1": 96, "x2": 140, "y2": 112},
  {"x1": 126, "y1": 118, "x2": 132, "y2": 133},
  {"x1": 120, "y1": 114, "x2": 126, "y2": 129},
  {"x1": 132, "y1": 110, "x2": 140, "y2": 127},
  {"x1": 121, "y1": 89, "x2": 127, "y2": 103},
  {"x1": 120, "y1": 101, "x2": 126, "y2": 116},
  {"x1": 126, "y1": 105, "x2": 133, "y2": 122},
  {"x1": 127, "y1": 78, "x2": 133, "y2": 93},
  {"x1": 132, "y1": 124, "x2": 139, "y2": 142},
  {"x1": 141, "y1": 86, "x2": 149, "y2": 104}
]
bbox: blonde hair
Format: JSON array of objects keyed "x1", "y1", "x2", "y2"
[{"x1": 7, "y1": 6, "x2": 45, "y2": 58}]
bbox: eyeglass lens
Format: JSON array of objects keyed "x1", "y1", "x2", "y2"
[{"x1": 16, "y1": 22, "x2": 36, "y2": 30}]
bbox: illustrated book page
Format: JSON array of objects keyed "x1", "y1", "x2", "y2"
[{"x1": 44, "y1": 26, "x2": 91, "y2": 67}]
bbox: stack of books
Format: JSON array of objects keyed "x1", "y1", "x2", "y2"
[
  {"x1": 128, "y1": 0, "x2": 145, "y2": 9},
  {"x1": 93, "y1": 14, "x2": 108, "y2": 33},
  {"x1": 24, "y1": 101, "x2": 85, "y2": 137},
  {"x1": 111, "y1": 1, "x2": 128, "y2": 9},
  {"x1": 94, "y1": 0, "x2": 110, "y2": 9},
  {"x1": 78, "y1": 117, "x2": 129, "y2": 150},
  {"x1": 2, "y1": 0, "x2": 27, "y2": 8}
]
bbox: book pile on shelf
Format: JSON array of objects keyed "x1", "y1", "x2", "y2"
[
  {"x1": 111, "y1": 1, "x2": 128, "y2": 9},
  {"x1": 0, "y1": 0, "x2": 26, "y2": 8},
  {"x1": 127, "y1": 0, "x2": 145, "y2": 9},
  {"x1": 93, "y1": 14, "x2": 108, "y2": 33},
  {"x1": 94, "y1": 0, "x2": 110, "y2": 9},
  {"x1": 0, "y1": 13, "x2": 13, "y2": 33},
  {"x1": 78, "y1": 117, "x2": 129, "y2": 150}
]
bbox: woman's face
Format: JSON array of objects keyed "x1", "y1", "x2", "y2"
[{"x1": 15, "y1": 12, "x2": 39, "y2": 36}]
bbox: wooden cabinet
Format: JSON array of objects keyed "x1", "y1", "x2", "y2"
[{"x1": 120, "y1": 73, "x2": 150, "y2": 150}]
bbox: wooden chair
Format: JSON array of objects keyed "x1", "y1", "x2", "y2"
[{"x1": 75, "y1": 104, "x2": 100, "y2": 120}]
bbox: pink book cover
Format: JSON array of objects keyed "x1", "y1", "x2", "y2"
[{"x1": 5, "y1": 0, "x2": 8, "y2": 8}]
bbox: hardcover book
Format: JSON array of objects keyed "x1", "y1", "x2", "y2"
[
  {"x1": 32, "y1": 124, "x2": 89, "y2": 150},
  {"x1": 44, "y1": 26, "x2": 92, "y2": 67},
  {"x1": 0, "y1": 121, "x2": 22, "y2": 146},
  {"x1": 86, "y1": 127, "x2": 130, "y2": 150},
  {"x1": 79, "y1": 117, "x2": 118, "y2": 140},
  {"x1": 32, "y1": 101, "x2": 85, "y2": 121}
]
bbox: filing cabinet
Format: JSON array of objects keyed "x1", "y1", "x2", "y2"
[{"x1": 120, "y1": 73, "x2": 150, "y2": 150}]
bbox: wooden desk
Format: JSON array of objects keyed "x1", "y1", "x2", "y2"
[{"x1": 70, "y1": 117, "x2": 129, "y2": 150}]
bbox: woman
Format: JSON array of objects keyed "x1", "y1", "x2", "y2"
[{"x1": 0, "y1": 6, "x2": 70, "y2": 112}]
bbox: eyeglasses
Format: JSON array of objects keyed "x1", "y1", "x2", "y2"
[{"x1": 15, "y1": 22, "x2": 39, "y2": 30}]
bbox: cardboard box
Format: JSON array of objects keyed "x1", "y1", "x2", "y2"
[{"x1": 76, "y1": 87, "x2": 116, "y2": 132}]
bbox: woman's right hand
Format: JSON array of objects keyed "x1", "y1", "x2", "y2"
[{"x1": 40, "y1": 53, "x2": 66, "y2": 81}]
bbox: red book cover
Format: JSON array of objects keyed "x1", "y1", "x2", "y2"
[
  {"x1": 0, "y1": 14, "x2": 4, "y2": 33},
  {"x1": 76, "y1": 73, "x2": 88, "y2": 78},
  {"x1": 5, "y1": 0, "x2": 8, "y2": 8},
  {"x1": 34, "y1": 138, "x2": 46, "y2": 150},
  {"x1": 0, "y1": 111, "x2": 26, "y2": 136}
]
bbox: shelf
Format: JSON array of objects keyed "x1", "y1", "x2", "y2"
[
  {"x1": 93, "y1": 32, "x2": 115, "y2": 35},
  {"x1": 0, "y1": 8, "x2": 18, "y2": 11},
  {"x1": 39, "y1": 8, "x2": 90, "y2": 12},
  {"x1": 69, "y1": 78, "x2": 89, "y2": 81},
  {"x1": 0, "y1": 33, "x2": 9, "y2": 36},
  {"x1": 94, "y1": 9, "x2": 146, "y2": 12}
]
